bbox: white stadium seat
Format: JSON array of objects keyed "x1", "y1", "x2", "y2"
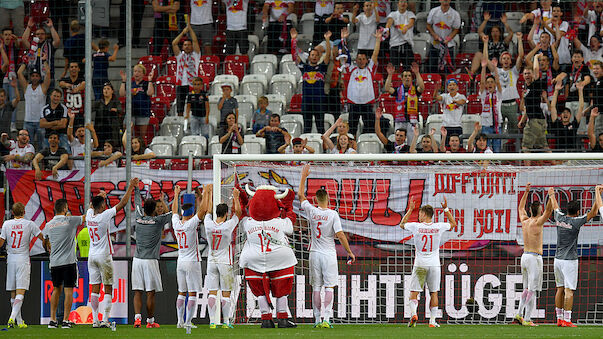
[
  {"x1": 300, "y1": 132, "x2": 323, "y2": 154},
  {"x1": 300, "y1": 12, "x2": 315, "y2": 36},
  {"x1": 357, "y1": 133, "x2": 383, "y2": 154},
  {"x1": 244, "y1": 134, "x2": 266, "y2": 153},
  {"x1": 265, "y1": 94, "x2": 286, "y2": 116},
  {"x1": 241, "y1": 74, "x2": 267, "y2": 97},
  {"x1": 235, "y1": 95, "x2": 258, "y2": 129},
  {"x1": 425, "y1": 114, "x2": 443, "y2": 135},
  {"x1": 461, "y1": 114, "x2": 481, "y2": 136},
  {"x1": 280, "y1": 114, "x2": 304, "y2": 138}
]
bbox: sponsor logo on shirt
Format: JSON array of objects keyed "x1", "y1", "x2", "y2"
[
  {"x1": 555, "y1": 221, "x2": 573, "y2": 229},
  {"x1": 303, "y1": 71, "x2": 324, "y2": 84},
  {"x1": 435, "y1": 21, "x2": 451, "y2": 30},
  {"x1": 354, "y1": 75, "x2": 368, "y2": 83}
]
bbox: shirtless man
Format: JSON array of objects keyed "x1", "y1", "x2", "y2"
[{"x1": 514, "y1": 183, "x2": 553, "y2": 326}]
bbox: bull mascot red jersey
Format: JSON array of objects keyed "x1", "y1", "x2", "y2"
[{"x1": 238, "y1": 184, "x2": 298, "y2": 328}]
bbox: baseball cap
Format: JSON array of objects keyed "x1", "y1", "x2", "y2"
[{"x1": 292, "y1": 137, "x2": 303, "y2": 145}]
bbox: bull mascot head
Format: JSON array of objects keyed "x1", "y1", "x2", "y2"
[{"x1": 244, "y1": 184, "x2": 296, "y2": 223}]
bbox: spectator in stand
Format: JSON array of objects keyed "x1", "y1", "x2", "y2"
[
  {"x1": 322, "y1": 117, "x2": 356, "y2": 154},
  {"x1": 519, "y1": 53, "x2": 550, "y2": 154},
  {"x1": 385, "y1": 0, "x2": 415, "y2": 71},
  {"x1": 172, "y1": 21, "x2": 200, "y2": 117},
  {"x1": 62, "y1": 20, "x2": 85, "y2": 72},
  {"x1": 190, "y1": 0, "x2": 213, "y2": 55},
  {"x1": 548, "y1": 5, "x2": 571, "y2": 71},
  {"x1": 478, "y1": 42, "x2": 503, "y2": 152},
  {"x1": 2, "y1": 27, "x2": 22, "y2": 133},
  {"x1": 467, "y1": 122, "x2": 493, "y2": 153},
  {"x1": 409, "y1": 125, "x2": 437, "y2": 153},
  {"x1": 223, "y1": 0, "x2": 249, "y2": 55},
  {"x1": 66, "y1": 111, "x2": 99, "y2": 170},
  {"x1": 18, "y1": 63, "x2": 50, "y2": 149},
  {"x1": 91, "y1": 39, "x2": 119, "y2": 100},
  {"x1": 588, "y1": 107, "x2": 603, "y2": 151},
  {"x1": 33, "y1": 131, "x2": 70, "y2": 180},
  {"x1": 572, "y1": 35, "x2": 603, "y2": 78},
  {"x1": 583, "y1": 1, "x2": 603, "y2": 46},
  {"x1": 0, "y1": 79, "x2": 19, "y2": 136},
  {"x1": 0, "y1": 1, "x2": 24, "y2": 36},
  {"x1": 352, "y1": 1, "x2": 380, "y2": 57},
  {"x1": 291, "y1": 28, "x2": 332, "y2": 134},
  {"x1": 218, "y1": 84, "x2": 238, "y2": 127},
  {"x1": 549, "y1": 79, "x2": 585, "y2": 151},
  {"x1": 324, "y1": 31, "x2": 347, "y2": 119},
  {"x1": 278, "y1": 136, "x2": 315, "y2": 154},
  {"x1": 263, "y1": 0, "x2": 294, "y2": 55},
  {"x1": 497, "y1": 33, "x2": 524, "y2": 137},
  {"x1": 93, "y1": 83, "x2": 122, "y2": 146},
  {"x1": 469, "y1": 12, "x2": 513, "y2": 77},
  {"x1": 375, "y1": 0, "x2": 390, "y2": 25},
  {"x1": 22, "y1": 18, "x2": 61, "y2": 85},
  {"x1": 325, "y1": 2, "x2": 349, "y2": 42},
  {"x1": 563, "y1": 50, "x2": 591, "y2": 118},
  {"x1": 40, "y1": 89, "x2": 70, "y2": 152},
  {"x1": 120, "y1": 65, "x2": 154, "y2": 142},
  {"x1": 375, "y1": 107, "x2": 409, "y2": 153},
  {"x1": 122, "y1": 129, "x2": 156, "y2": 168},
  {"x1": 91, "y1": 140, "x2": 122, "y2": 168},
  {"x1": 527, "y1": 15, "x2": 556, "y2": 55},
  {"x1": 435, "y1": 79, "x2": 466, "y2": 146},
  {"x1": 525, "y1": 42, "x2": 562, "y2": 99},
  {"x1": 219, "y1": 112, "x2": 243, "y2": 154},
  {"x1": 342, "y1": 29, "x2": 382, "y2": 136},
  {"x1": 591, "y1": 60, "x2": 603, "y2": 134},
  {"x1": 426, "y1": 0, "x2": 461, "y2": 74},
  {"x1": 48, "y1": 0, "x2": 72, "y2": 39},
  {"x1": 151, "y1": 0, "x2": 180, "y2": 56},
  {"x1": 184, "y1": 77, "x2": 210, "y2": 139},
  {"x1": 119, "y1": 0, "x2": 145, "y2": 47},
  {"x1": 252, "y1": 96, "x2": 272, "y2": 133},
  {"x1": 59, "y1": 62, "x2": 86, "y2": 127},
  {"x1": 520, "y1": 0, "x2": 553, "y2": 46},
  {"x1": 256, "y1": 114, "x2": 290, "y2": 154},
  {"x1": 326, "y1": 119, "x2": 357, "y2": 151},
  {"x1": 383, "y1": 62, "x2": 423, "y2": 144},
  {"x1": 439, "y1": 126, "x2": 467, "y2": 153},
  {"x1": 1, "y1": 130, "x2": 35, "y2": 169},
  {"x1": 314, "y1": 1, "x2": 334, "y2": 45}
]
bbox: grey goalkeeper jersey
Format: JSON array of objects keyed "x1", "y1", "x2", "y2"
[
  {"x1": 133, "y1": 188, "x2": 172, "y2": 260},
  {"x1": 554, "y1": 209, "x2": 587, "y2": 261}
]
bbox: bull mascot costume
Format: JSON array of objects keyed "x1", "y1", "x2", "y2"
[{"x1": 238, "y1": 184, "x2": 298, "y2": 328}]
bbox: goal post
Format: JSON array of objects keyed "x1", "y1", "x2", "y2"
[{"x1": 212, "y1": 153, "x2": 603, "y2": 325}]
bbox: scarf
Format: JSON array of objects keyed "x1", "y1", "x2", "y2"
[
  {"x1": 394, "y1": 84, "x2": 418, "y2": 123},
  {"x1": 168, "y1": 0, "x2": 178, "y2": 30},
  {"x1": 489, "y1": 92, "x2": 499, "y2": 133},
  {"x1": 545, "y1": 67, "x2": 554, "y2": 97},
  {"x1": 176, "y1": 51, "x2": 197, "y2": 86},
  {"x1": 437, "y1": 43, "x2": 454, "y2": 73}
]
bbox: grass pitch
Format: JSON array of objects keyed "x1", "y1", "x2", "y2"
[{"x1": 1, "y1": 324, "x2": 601, "y2": 338}]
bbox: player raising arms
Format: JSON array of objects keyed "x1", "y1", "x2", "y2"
[
  {"x1": 0, "y1": 203, "x2": 45, "y2": 328},
  {"x1": 171, "y1": 185, "x2": 208, "y2": 329},
  {"x1": 548, "y1": 187, "x2": 599, "y2": 327},
  {"x1": 204, "y1": 185, "x2": 242, "y2": 329},
  {"x1": 399, "y1": 197, "x2": 457, "y2": 328},
  {"x1": 86, "y1": 178, "x2": 138, "y2": 328},
  {"x1": 298, "y1": 164, "x2": 355, "y2": 328},
  {"x1": 514, "y1": 183, "x2": 553, "y2": 327}
]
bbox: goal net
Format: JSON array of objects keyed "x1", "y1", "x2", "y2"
[{"x1": 212, "y1": 154, "x2": 603, "y2": 325}]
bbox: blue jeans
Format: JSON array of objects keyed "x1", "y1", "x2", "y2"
[
  {"x1": 481, "y1": 126, "x2": 501, "y2": 153},
  {"x1": 189, "y1": 115, "x2": 210, "y2": 140},
  {"x1": 24, "y1": 121, "x2": 45, "y2": 150},
  {"x1": 3, "y1": 81, "x2": 17, "y2": 124}
]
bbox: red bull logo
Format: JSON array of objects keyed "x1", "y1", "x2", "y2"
[
  {"x1": 446, "y1": 102, "x2": 459, "y2": 110},
  {"x1": 318, "y1": 0, "x2": 329, "y2": 7},
  {"x1": 435, "y1": 21, "x2": 451, "y2": 30},
  {"x1": 354, "y1": 75, "x2": 368, "y2": 83},
  {"x1": 193, "y1": 0, "x2": 207, "y2": 6},
  {"x1": 303, "y1": 71, "x2": 324, "y2": 84}
]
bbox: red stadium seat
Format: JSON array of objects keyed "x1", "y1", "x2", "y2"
[
  {"x1": 170, "y1": 158, "x2": 189, "y2": 170},
  {"x1": 516, "y1": 74, "x2": 525, "y2": 99},
  {"x1": 445, "y1": 73, "x2": 471, "y2": 96},
  {"x1": 150, "y1": 96, "x2": 172, "y2": 123},
  {"x1": 224, "y1": 55, "x2": 249, "y2": 81},
  {"x1": 391, "y1": 73, "x2": 403, "y2": 89},
  {"x1": 414, "y1": 53, "x2": 422, "y2": 65},
  {"x1": 289, "y1": 93, "x2": 302, "y2": 113},
  {"x1": 165, "y1": 56, "x2": 177, "y2": 77},
  {"x1": 378, "y1": 93, "x2": 396, "y2": 116},
  {"x1": 199, "y1": 55, "x2": 220, "y2": 82},
  {"x1": 138, "y1": 55, "x2": 163, "y2": 81},
  {"x1": 467, "y1": 94, "x2": 482, "y2": 114},
  {"x1": 421, "y1": 73, "x2": 442, "y2": 91},
  {"x1": 418, "y1": 96, "x2": 432, "y2": 120},
  {"x1": 212, "y1": 34, "x2": 226, "y2": 57},
  {"x1": 150, "y1": 159, "x2": 166, "y2": 169},
  {"x1": 455, "y1": 53, "x2": 474, "y2": 71},
  {"x1": 155, "y1": 76, "x2": 177, "y2": 102}
]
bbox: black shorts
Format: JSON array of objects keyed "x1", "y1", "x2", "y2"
[{"x1": 51, "y1": 263, "x2": 78, "y2": 288}]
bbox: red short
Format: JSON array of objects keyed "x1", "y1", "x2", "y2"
[{"x1": 245, "y1": 266, "x2": 294, "y2": 298}]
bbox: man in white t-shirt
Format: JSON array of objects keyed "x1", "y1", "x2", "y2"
[
  {"x1": 497, "y1": 33, "x2": 524, "y2": 136},
  {"x1": 385, "y1": 0, "x2": 415, "y2": 71},
  {"x1": 66, "y1": 111, "x2": 99, "y2": 170},
  {"x1": 18, "y1": 63, "x2": 50, "y2": 149},
  {"x1": 299, "y1": 164, "x2": 355, "y2": 328},
  {"x1": 171, "y1": 185, "x2": 208, "y2": 329},
  {"x1": 223, "y1": 0, "x2": 249, "y2": 55},
  {"x1": 399, "y1": 197, "x2": 457, "y2": 328},
  {"x1": 426, "y1": 0, "x2": 461, "y2": 73},
  {"x1": 86, "y1": 178, "x2": 137, "y2": 327},
  {"x1": 0, "y1": 203, "x2": 45, "y2": 328},
  {"x1": 203, "y1": 185, "x2": 241, "y2": 329},
  {"x1": 262, "y1": 0, "x2": 294, "y2": 55},
  {"x1": 1, "y1": 130, "x2": 35, "y2": 169},
  {"x1": 352, "y1": 1, "x2": 380, "y2": 57},
  {"x1": 172, "y1": 21, "x2": 201, "y2": 116},
  {"x1": 435, "y1": 79, "x2": 466, "y2": 146},
  {"x1": 190, "y1": 0, "x2": 213, "y2": 55},
  {"x1": 520, "y1": 1, "x2": 553, "y2": 45},
  {"x1": 478, "y1": 45, "x2": 503, "y2": 152}
]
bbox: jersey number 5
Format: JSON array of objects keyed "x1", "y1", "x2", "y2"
[
  {"x1": 421, "y1": 234, "x2": 433, "y2": 252},
  {"x1": 316, "y1": 221, "x2": 322, "y2": 239},
  {"x1": 10, "y1": 231, "x2": 23, "y2": 248}
]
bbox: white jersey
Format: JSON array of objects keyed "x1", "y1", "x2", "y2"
[
  {"x1": 0, "y1": 218, "x2": 41, "y2": 263},
  {"x1": 204, "y1": 214, "x2": 239, "y2": 265},
  {"x1": 24, "y1": 84, "x2": 46, "y2": 122},
  {"x1": 86, "y1": 207, "x2": 116, "y2": 257},
  {"x1": 70, "y1": 138, "x2": 85, "y2": 169},
  {"x1": 301, "y1": 200, "x2": 342, "y2": 255},
  {"x1": 172, "y1": 214, "x2": 201, "y2": 262},
  {"x1": 7, "y1": 140, "x2": 35, "y2": 170},
  {"x1": 239, "y1": 217, "x2": 297, "y2": 272},
  {"x1": 405, "y1": 222, "x2": 450, "y2": 267}
]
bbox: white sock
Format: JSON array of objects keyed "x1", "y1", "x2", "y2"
[
  {"x1": 103, "y1": 293, "x2": 113, "y2": 321},
  {"x1": 410, "y1": 299, "x2": 419, "y2": 317},
  {"x1": 276, "y1": 296, "x2": 290, "y2": 319},
  {"x1": 185, "y1": 297, "x2": 197, "y2": 325},
  {"x1": 555, "y1": 307, "x2": 563, "y2": 320},
  {"x1": 517, "y1": 289, "x2": 528, "y2": 317},
  {"x1": 208, "y1": 295, "x2": 217, "y2": 324},
  {"x1": 221, "y1": 297, "x2": 231, "y2": 325},
  {"x1": 312, "y1": 290, "x2": 322, "y2": 323},
  {"x1": 147, "y1": 317, "x2": 154, "y2": 324},
  {"x1": 90, "y1": 293, "x2": 100, "y2": 323},
  {"x1": 9, "y1": 295, "x2": 23, "y2": 321},
  {"x1": 564, "y1": 310, "x2": 572, "y2": 322},
  {"x1": 524, "y1": 291, "x2": 535, "y2": 322},
  {"x1": 258, "y1": 296, "x2": 271, "y2": 317},
  {"x1": 429, "y1": 307, "x2": 438, "y2": 324},
  {"x1": 135, "y1": 313, "x2": 142, "y2": 321},
  {"x1": 176, "y1": 295, "x2": 186, "y2": 325},
  {"x1": 323, "y1": 287, "x2": 334, "y2": 323}
]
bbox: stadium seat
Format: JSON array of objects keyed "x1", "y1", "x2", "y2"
[
  {"x1": 251, "y1": 61, "x2": 275, "y2": 83},
  {"x1": 467, "y1": 94, "x2": 482, "y2": 115},
  {"x1": 446, "y1": 73, "x2": 471, "y2": 96},
  {"x1": 421, "y1": 73, "x2": 442, "y2": 95},
  {"x1": 289, "y1": 93, "x2": 302, "y2": 113},
  {"x1": 211, "y1": 74, "x2": 239, "y2": 96},
  {"x1": 252, "y1": 54, "x2": 278, "y2": 69},
  {"x1": 234, "y1": 95, "x2": 258, "y2": 128},
  {"x1": 198, "y1": 55, "x2": 220, "y2": 82},
  {"x1": 241, "y1": 74, "x2": 267, "y2": 97},
  {"x1": 243, "y1": 134, "x2": 266, "y2": 153},
  {"x1": 462, "y1": 33, "x2": 480, "y2": 55},
  {"x1": 241, "y1": 143, "x2": 263, "y2": 154},
  {"x1": 207, "y1": 95, "x2": 221, "y2": 127},
  {"x1": 150, "y1": 135, "x2": 178, "y2": 156},
  {"x1": 212, "y1": 34, "x2": 226, "y2": 56},
  {"x1": 461, "y1": 115, "x2": 481, "y2": 136},
  {"x1": 160, "y1": 116, "x2": 185, "y2": 143},
  {"x1": 311, "y1": 113, "x2": 335, "y2": 134},
  {"x1": 155, "y1": 76, "x2": 177, "y2": 102},
  {"x1": 270, "y1": 74, "x2": 297, "y2": 102},
  {"x1": 248, "y1": 35, "x2": 260, "y2": 59},
  {"x1": 265, "y1": 94, "x2": 286, "y2": 115},
  {"x1": 179, "y1": 135, "x2": 207, "y2": 156},
  {"x1": 415, "y1": 12, "x2": 428, "y2": 33},
  {"x1": 208, "y1": 136, "x2": 222, "y2": 156},
  {"x1": 299, "y1": 133, "x2": 323, "y2": 154},
  {"x1": 281, "y1": 114, "x2": 304, "y2": 138},
  {"x1": 413, "y1": 33, "x2": 432, "y2": 61},
  {"x1": 425, "y1": 114, "x2": 443, "y2": 135},
  {"x1": 505, "y1": 12, "x2": 523, "y2": 33},
  {"x1": 279, "y1": 60, "x2": 302, "y2": 82},
  {"x1": 224, "y1": 54, "x2": 249, "y2": 81},
  {"x1": 357, "y1": 133, "x2": 383, "y2": 154},
  {"x1": 165, "y1": 56, "x2": 177, "y2": 77},
  {"x1": 378, "y1": 93, "x2": 396, "y2": 116},
  {"x1": 455, "y1": 53, "x2": 474, "y2": 71},
  {"x1": 138, "y1": 55, "x2": 163, "y2": 81},
  {"x1": 150, "y1": 96, "x2": 172, "y2": 123},
  {"x1": 300, "y1": 12, "x2": 315, "y2": 36}
]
